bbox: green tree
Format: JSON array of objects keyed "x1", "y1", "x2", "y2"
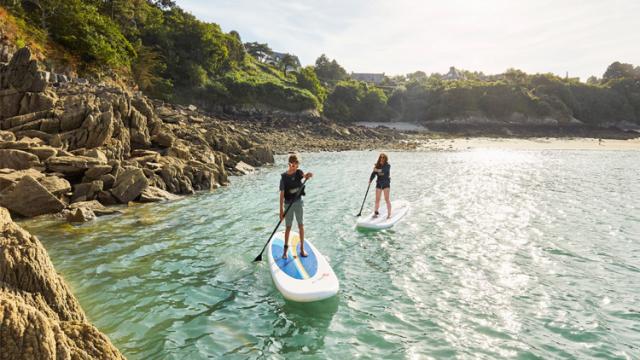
[
  {"x1": 586, "y1": 76, "x2": 600, "y2": 85},
  {"x1": 296, "y1": 66, "x2": 326, "y2": 102},
  {"x1": 244, "y1": 42, "x2": 272, "y2": 61},
  {"x1": 603, "y1": 61, "x2": 639, "y2": 81},
  {"x1": 314, "y1": 54, "x2": 347, "y2": 84}
]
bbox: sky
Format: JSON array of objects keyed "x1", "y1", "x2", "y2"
[{"x1": 176, "y1": 0, "x2": 640, "y2": 81}]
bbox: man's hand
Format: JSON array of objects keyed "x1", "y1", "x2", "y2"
[
  {"x1": 304, "y1": 172, "x2": 313, "y2": 180},
  {"x1": 280, "y1": 210, "x2": 284, "y2": 221}
]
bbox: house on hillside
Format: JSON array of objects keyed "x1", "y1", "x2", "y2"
[
  {"x1": 351, "y1": 72, "x2": 385, "y2": 84},
  {"x1": 264, "y1": 51, "x2": 301, "y2": 72}
]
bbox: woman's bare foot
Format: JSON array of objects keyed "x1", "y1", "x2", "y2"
[
  {"x1": 387, "y1": 214, "x2": 391, "y2": 219},
  {"x1": 281, "y1": 245, "x2": 289, "y2": 259},
  {"x1": 300, "y1": 248, "x2": 308, "y2": 257}
]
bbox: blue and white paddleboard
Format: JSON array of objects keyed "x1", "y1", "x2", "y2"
[
  {"x1": 356, "y1": 200, "x2": 410, "y2": 230},
  {"x1": 267, "y1": 231, "x2": 339, "y2": 302}
]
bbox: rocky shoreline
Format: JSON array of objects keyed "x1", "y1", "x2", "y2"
[{"x1": 0, "y1": 47, "x2": 409, "y2": 224}]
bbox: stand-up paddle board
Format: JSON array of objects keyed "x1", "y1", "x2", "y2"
[
  {"x1": 356, "y1": 200, "x2": 410, "y2": 230},
  {"x1": 268, "y1": 231, "x2": 339, "y2": 302}
]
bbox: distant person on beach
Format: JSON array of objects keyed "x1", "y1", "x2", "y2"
[
  {"x1": 280, "y1": 154, "x2": 313, "y2": 259},
  {"x1": 369, "y1": 153, "x2": 391, "y2": 219}
]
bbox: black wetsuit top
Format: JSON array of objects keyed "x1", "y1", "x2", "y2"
[{"x1": 370, "y1": 163, "x2": 390, "y2": 189}]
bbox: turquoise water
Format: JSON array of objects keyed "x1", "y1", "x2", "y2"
[{"x1": 22, "y1": 150, "x2": 640, "y2": 359}]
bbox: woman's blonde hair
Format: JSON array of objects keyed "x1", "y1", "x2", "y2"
[{"x1": 375, "y1": 153, "x2": 388, "y2": 168}]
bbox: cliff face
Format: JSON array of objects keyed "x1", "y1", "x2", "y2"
[
  {"x1": 0, "y1": 206, "x2": 125, "y2": 359},
  {"x1": 0, "y1": 46, "x2": 276, "y2": 221}
]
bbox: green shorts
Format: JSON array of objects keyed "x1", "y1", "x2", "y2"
[{"x1": 284, "y1": 200, "x2": 303, "y2": 227}]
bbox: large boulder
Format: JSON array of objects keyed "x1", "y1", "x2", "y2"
[
  {"x1": 0, "y1": 207, "x2": 125, "y2": 359},
  {"x1": 82, "y1": 164, "x2": 112, "y2": 182},
  {"x1": 139, "y1": 186, "x2": 181, "y2": 203},
  {"x1": 3, "y1": 47, "x2": 49, "y2": 92},
  {"x1": 0, "y1": 149, "x2": 41, "y2": 170},
  {"x1": 24, "y1": 146, "x2": 57, "y2": 161},
  {"x1": 240, "y1": 144, "x2": 274, "y2": 167},
  {"x1": 39, "y1": 175, "x2": 71, "y2": 196},
  {"x1": 45, "y1": 155, "x2": 106, "y2": 176},
  {"x1": 110, "y1": 168, "x2": 148, "y2": 203},
  {"x1": 0, "y1": 176, "x2": 66, "y2": 217},
  {"x1": 17, "y1": 91, "x2": 57, "y2": 116},
  {"x1": 0, "y1": 168, "x2": 44, "y2": 191},
  {"x1": 68, "y1": 200, "x2": 120, "y2": 216},
  {"x1": 71, "y1": 180, "x2": 103, "y2": 203},
  {"x1": 65, "y1": 207, "x2": 96, "y2": 223},
  {"x1": 234, "y1": 161, "x2": 255, "y2": 175}
]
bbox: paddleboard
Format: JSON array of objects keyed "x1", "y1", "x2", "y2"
[
  {"x1": 267, "y1": 231, "x2": 339, "y2": 302},
  {"x1": 356, "y1": 200, "x2": 410, "y2": 230}
]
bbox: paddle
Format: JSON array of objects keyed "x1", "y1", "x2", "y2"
[
  {"x1": 356, "y1": 180, "x2": 372, "y2": 216},
  {"x1": 253, "y1": 178, "x2": 308, "y2": 262}
]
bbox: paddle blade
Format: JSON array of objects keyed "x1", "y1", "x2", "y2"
[{"x1": 253, "y1": 254, "x2": 263, "y2": 262}]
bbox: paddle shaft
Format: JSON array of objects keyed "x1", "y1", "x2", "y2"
[
  {"x1": 254, "y1": 178, "x2": 307, "y2": 262},
  {"x1": 356, "y1": 180, "x2": 372, "y2": 216}
]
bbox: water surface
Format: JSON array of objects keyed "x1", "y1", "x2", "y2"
[{"x1": 23, "y1": 150, "x2": 640, "y2": 359}]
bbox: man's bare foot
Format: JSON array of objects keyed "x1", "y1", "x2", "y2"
[
  {"x1": 300, "y1": 249, "x2": 308, "y2": 257},
  {"x1": 387, "y1": 215, "x2": 391, "y2": 219},
  {"x1": 282, "y1": 245, "x2": 289, "y2": 259},
  {"x1": 373, "y1": 211, "x2": 379, "y2": 218}
]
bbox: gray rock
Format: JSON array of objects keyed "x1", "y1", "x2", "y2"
[
  {"x1": 0, "y1": 175, "x2": 65, "y2": 217},
  {"x1": 151, "y1": 130, "x2": 175, "y2": 147},
  {"x1": 110, "y1": 168, "x2": 148, "y2": 203},
  {"x1": 71, "y1": 180, "x2": 103, "y2": 202},
  {"x1": 0, "y1": 149, "x2": 41, "y2": 170},
  {"x1": 0, "y1": 130, "x2": 15, "y2": 141},
  {"x1": 243, "y1": 144, "x2": 274, "y2": 166},
  {"x1": 25, "y1": 146, "x2": 57, "y2": 161},
  {"x1": 139, "y1": 186, "x2": 181, "y2": 203},
  {"x1": 97, "y1": 190, "x2": 119, "y2": 206},
  {"x1": 0, "y1": 168, "x2": 45, "y2": 192},
  {"x1": 66, "y1": 207, "x2": 96, "y2": 223},
  {"x1": 39, "y1": 176, "x2": 71, "y2": 196},
  {"x1": 83, "y1": 165, "x2": 112, "y2": 181},
  {"x1": 69, "y1": 200, "x2": 120, "y2": 216},
  {"x1": 82, "y1": 148, "x2": 108, "y2": 163},
  {"x1": 18, "y1": 92, "x2": 57, "y2": 116},
  {"x1": 234, "y1": 161, "x2": 255, "y2": 175},
  {"x1": 46, "y1": 155, "x2": 106, "y2": 176},
  {"x1": 99, "y1": 173, "x2": 116, "y2": 190}
]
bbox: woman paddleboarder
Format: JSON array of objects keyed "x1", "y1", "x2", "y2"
[
  {"x1": 280, "y1": 154, "x2": 313, "y2": 259},
  {"x1": 369, "y1": 153, "x2": 391, "y2": 219}
]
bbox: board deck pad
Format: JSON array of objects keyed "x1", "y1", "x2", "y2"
[{"x1": 271, "y1": 234, "x2": 318, "y2": 280}]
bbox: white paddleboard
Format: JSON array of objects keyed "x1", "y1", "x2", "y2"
[
  {"x1": 267, "y1": 231, "x2": 339, "y2": 302},
  {"x1": 356, "y1": 200, "x2": 410, "y2": 230}
]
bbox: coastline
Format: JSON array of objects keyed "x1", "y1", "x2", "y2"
[{"x1": 411, "y1": 136, "x2": 640, "y2": 151}]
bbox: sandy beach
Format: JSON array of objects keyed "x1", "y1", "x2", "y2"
[{"x1": 414, "y1": 137, "x2": 640, "y2": 151}]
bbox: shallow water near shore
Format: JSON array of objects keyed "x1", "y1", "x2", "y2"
[{"x1": 22, "y1": 150, "x2": 640, "y2": 359}]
